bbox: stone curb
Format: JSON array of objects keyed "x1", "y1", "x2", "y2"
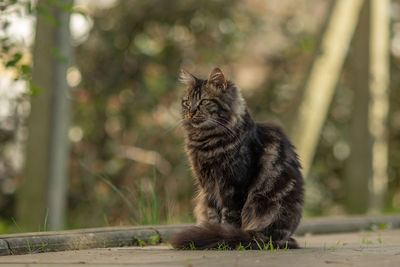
[
  {"x1": 1, "y1": 214, "x2": 399, "y2": 256},
  {"x1": 296, "y1": 214, "x2": 400, "y2": 235},
  {"x1": 0, "y1": 225, "x2": 190, "y2": 256}
]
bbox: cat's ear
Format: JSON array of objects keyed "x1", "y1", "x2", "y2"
[
  {"x1": 207, "y1": 67, "x2": 227, "y2": 91},
  {"x1": 179, "y1": 69, "x2": 196, "y2": 87}
]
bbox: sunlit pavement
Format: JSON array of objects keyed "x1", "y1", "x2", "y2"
[{"x1": 0, "y1": 229, "x2": 399, "y2": 266}]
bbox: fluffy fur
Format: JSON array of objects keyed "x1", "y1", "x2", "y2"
[{"x1": 170, "y1": 68, "x2": 304, "y2": 250}]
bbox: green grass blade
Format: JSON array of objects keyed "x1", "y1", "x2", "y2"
[
  {"x1": 99, "y1": 175, "x2": 137, "y2": 217},
  {"x1": 253, "y1": 238, "x2": 263, "y2": 250},
  {"x1": 43, "y1": 208, "x2": 48, "y2": 232},
  {"x1": 11, "y1": 218, "x2": 31, "y2": 253}
]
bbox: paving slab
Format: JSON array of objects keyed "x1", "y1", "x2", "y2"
[{"x1": 0, "y1": 229, "x2": 399, "y2": 266}]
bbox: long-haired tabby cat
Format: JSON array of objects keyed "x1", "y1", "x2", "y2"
[{"x1": 170, "y1": 68, "x2": 304, "y2": 249}]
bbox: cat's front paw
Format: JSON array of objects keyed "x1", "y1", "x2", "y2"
[
  {"x1": 221, "y1": 208, "x2": 241, "y2": 227},
  {"x1": 195, "y1": 221, "x2": 208, "y2": 227},
  {"x1": 207, "y1": 208, "x2": 220, "y2": 224}
]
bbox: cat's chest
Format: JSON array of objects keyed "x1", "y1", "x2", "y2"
[{"x1": 189, "y1": 147, "x2": 252, "y2": 186}]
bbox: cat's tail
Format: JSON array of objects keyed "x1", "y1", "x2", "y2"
[{"x1": 169, "y1": 223, "x2": 299, "y2": 250}]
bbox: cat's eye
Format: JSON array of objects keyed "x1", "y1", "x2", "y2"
[
  {"x1": 182, "y1": 100, "x2": 190, "y2": 107},
  {"x1": 200, "y1": 99, "x2": 209, "y2": 105}
]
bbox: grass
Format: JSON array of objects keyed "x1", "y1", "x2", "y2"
[
  {"x1": 122, "y1": 172, "x2": 162, "y2": 225},
  {"x1": 366, "y1": 221, "x2": 388, "y2": 231},
  {"x1": 43, "y1": 209, "x2": 48, "y2": 232},
  {"x1": 330, "y1": 240, "x2": 341, "y2": 251},
  {"x1": 11, "y1": 217, "x2": 32, "y2": 253},
  {"x1": 379, "y1": 222, "x2": 388, "y2": 230},
  {"x1": 181, "y1": 237, "x2": 290, "y2": 252},
  {"x1": 246, "y1": 238, "x2": 281, "y2": 251},
  {"x1": 10, "y1": 217, "x2": 49, "y2": 254},
  {"x1": 127, "y1": 233, "x2": 162, "y2": 248},
  {"x1": 8, "y1": 210, "x2": 52, "y2": 254},
  {"x1": 377, "y1": 235, "x2": 383, "y2": 244},
  {"x1": 216, "y1": 242, "x2": 231, "y2": 250},
  {"x1": 138, "y1": 240, "x2": 147, "y2": 247},
  {"x1": 98, "y1": 176, "x2": 138, "y2": 217},
  {"x1": 149, "y1": 233, "x2": 161, "y2": 245},
  {"x1": 81, "y1": 161, "x2": 167, "y2": 226},
  {"x1": 319, "y1": 233, "x2": 387, "y2": 253},
  {"x1": 361, "y1": 236, "x2": 373, "y2": 247},
  {"x1": 253, "y1": 238, "x2": 275, "y2": 251},
  {"x1": 237, "y1": 242, "x2": 250, "y2": 250},
  {"x1": 189, "y1": 242, "x2": 196, "y2": 250}
]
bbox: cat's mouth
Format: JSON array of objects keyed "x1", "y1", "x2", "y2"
[
  {"x1": 189, "y1": 117, "x2": 209, "y2": 128},
  {"x1": 190, "y1": 119, "x2": 204, "y2": 127}
]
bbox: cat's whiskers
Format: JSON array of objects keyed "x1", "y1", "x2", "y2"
[
  {"x1": 207, "y1": 118, "x2": 242, "y2": 155},
  {"x1": 210, "y1": 118, "x2": 241, "y2": 143},
  {"x1": 162, "y1": 118, "x2": 185, "y2": 136},
  {"x1": 187, "y1": 116, "x2": 241, "y2": 160}
]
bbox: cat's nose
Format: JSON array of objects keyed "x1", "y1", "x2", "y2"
[
  {"x1": 188, "y1": 107, "x2": 197, "y2": 118},
  {"x1": 189, "y1": 109, "x2": 196, "y2": 118}
]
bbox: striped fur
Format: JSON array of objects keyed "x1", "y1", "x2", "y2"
[{"x1": 171, "y1": 68, "x2": 304, "y2": 250}]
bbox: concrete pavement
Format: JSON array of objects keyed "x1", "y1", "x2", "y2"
[
  {"x1": 1, "y1": 214, "x2": 400, "y2": 256},
  {"x1": 1, "y1": 215, "x2": 400, "y2": 266},
  {"x1": 1, "y1": 228, "x2": 400, "y2": 266}
]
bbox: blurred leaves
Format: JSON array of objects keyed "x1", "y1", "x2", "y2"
[{"x1": 5, "y1": 52, "x2": 22, "y2": 67}]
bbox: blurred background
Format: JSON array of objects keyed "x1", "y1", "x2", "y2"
[{"x1": 0, "y1": 0, "x2": 399, "y2": 233}]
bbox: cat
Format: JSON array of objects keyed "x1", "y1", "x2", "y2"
[{"x1": 170, "y1": 67, "x2": 304, "y2": 249}]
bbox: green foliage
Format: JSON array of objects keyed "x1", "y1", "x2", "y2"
[
  {"x1": 237, "y1": 242, "x2": 246, "y2": 250},
  {"x1": 379, "y1": 222, "x2": 388, "y2": 230},
  {"x1": 1, "y1": 0, "x2": 400, "y2": 232},
  {"x1": 377, "y1": 235, "x2": 383, "y2": 244},
  {"x1": 5, "y1": 52, "x2": 22, "y2": 67},
  {"x1": 0, "y1": 0, "x2": 83, "y2": 97},
  {"x1": 361, "y1": 237, "x2": 373, "y2": 247},
  {"x1": 0, "y1": 219, "x2": 10, "y2": 235},
  {"x1": 82, "y1": 161, "x2": 166, "y2": 226},
  {"x1": 178, "y1": 238, "x2": 288, "y2": 251},
  {"x1": 283, "y1": 241, "x2": 289, "y2": 251},
  {"x1": 123, "y1": 174, "x2": 163, "y2": 225},
  {"x1": 253, "y1": 237, "x2": 277, "y2": 252},
  {"x1": 188, "y1": 242, "x2": 196, "y2": 250},
  {"x1": 216, "y1": 242, "x2": 231, "y2": 251},
  {"x1": 98, "y1": 175, "x2": 138, "y2": 219},
  {"x1": 253, "y1": 238, "x2": 263, "y2": 250},
  {"x1": 149, "y1": 233, "x2": 160, "y2": 245},
  {"x1": 42, "y1": 209, "x2": 48, "y2": 232}
]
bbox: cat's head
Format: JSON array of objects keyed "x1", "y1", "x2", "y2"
[{"x1": 179, "y1": 67, "x2": 245, "y2": 129}]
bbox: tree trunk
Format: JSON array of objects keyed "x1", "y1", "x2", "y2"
[
  {"x1": 17, "y1": 0, "x2": 72, "y2": 231},
  {"x1": 345, "y1": 1, "x2": 371, "y2": 214},
  {"x1": 291, "y1": 0, "x2": 365, "y2": 178},
  {"x1": 368, "y1": 0, "x2": 390, "y2": 212}
]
